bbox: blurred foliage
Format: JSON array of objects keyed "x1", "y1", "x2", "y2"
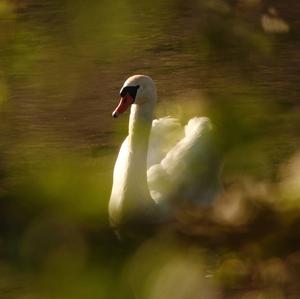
[{"x1": 0, "y1": 0, "x2": 300, "y2": 298}]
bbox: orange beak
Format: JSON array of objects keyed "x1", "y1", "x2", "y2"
[{"x1": 112, "y1": 94, "x2": 134, "y2": 118}]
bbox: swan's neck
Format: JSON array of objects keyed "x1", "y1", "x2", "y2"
[
  {"x1": 127, "y1": 102, "x2": 154, "y2": 196},
  {"x1": 129, "y1": 102, "x2": 154, "y2": 147},
  {"x1": 110, "y1": 101, "x2": 155, "y2": 225}
]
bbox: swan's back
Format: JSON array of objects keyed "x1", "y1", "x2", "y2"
[
  {"x1": 147, "y1": 117, "x2": 184, "y2": 168},
  {"x1": 148, "y1": 117, "x2": 222, "y2": 205}
]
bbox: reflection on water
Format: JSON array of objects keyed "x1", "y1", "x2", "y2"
[{"x1": 0, "y1": 0, "x2": 300, "y2": 298}]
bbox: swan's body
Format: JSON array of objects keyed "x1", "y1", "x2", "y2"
[{"x1": 109, "y1": 75, "x2": 221, "y2": 228}]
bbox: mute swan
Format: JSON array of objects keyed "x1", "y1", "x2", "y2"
[{"x1": 109, "y1": 75, "x2": 221, "y2": 229}]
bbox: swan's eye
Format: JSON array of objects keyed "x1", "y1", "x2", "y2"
[
  {"x1": 120, "y1": 88, "x2": 127, "y2": 97},
  {"x1": 120, "y1": 85, "x2": 140, "y2": 101}
]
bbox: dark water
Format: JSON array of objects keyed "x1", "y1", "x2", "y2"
[
  {"x1": 0, "y1": 1, "x2": 300, "y2": 298},
  {"x1": 1, "y1": 1, "x2": 299, "y2": 153}
]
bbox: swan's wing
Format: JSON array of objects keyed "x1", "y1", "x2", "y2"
[
  {"x1": 147, "y1": 117, "x2": 222, "y2": 205},
  {"x1": 147, "y1": 117, "x2": 184, "y2": 168}
]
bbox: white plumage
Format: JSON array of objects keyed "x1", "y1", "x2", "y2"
[{"x1": 109, "y1": 75, "x2": 221, "y2": 228}]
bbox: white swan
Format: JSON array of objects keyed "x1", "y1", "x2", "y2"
[{"x1": 109, "y1": 75, "x2": 221, "y2": 229}]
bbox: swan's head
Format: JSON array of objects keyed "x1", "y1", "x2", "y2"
[{"x1": 112, "y1": 75, "x2": 157, "y2": 118}]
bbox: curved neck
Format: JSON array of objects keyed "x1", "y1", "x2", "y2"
[
  {"x1": 109, "y1": 100, "x2": 156, "y2": 226},
  {"x1": 126, "y1": 102, "x2": 154, "y2": 198},
  {"x1": 129, "y1": 102, "x2": 154, "y2": 146}
]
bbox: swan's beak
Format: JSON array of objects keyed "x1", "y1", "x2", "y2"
[{"x1": 112, "y1": 94, "x2": 134, "y2": 118}]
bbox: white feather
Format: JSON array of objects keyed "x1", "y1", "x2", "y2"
[
  {"x1": 148, "y1": 117, "x2": 220, "y2": 204},
  {"x1": 147, "y1": 116, "x2": 184, "y2": 168}
]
